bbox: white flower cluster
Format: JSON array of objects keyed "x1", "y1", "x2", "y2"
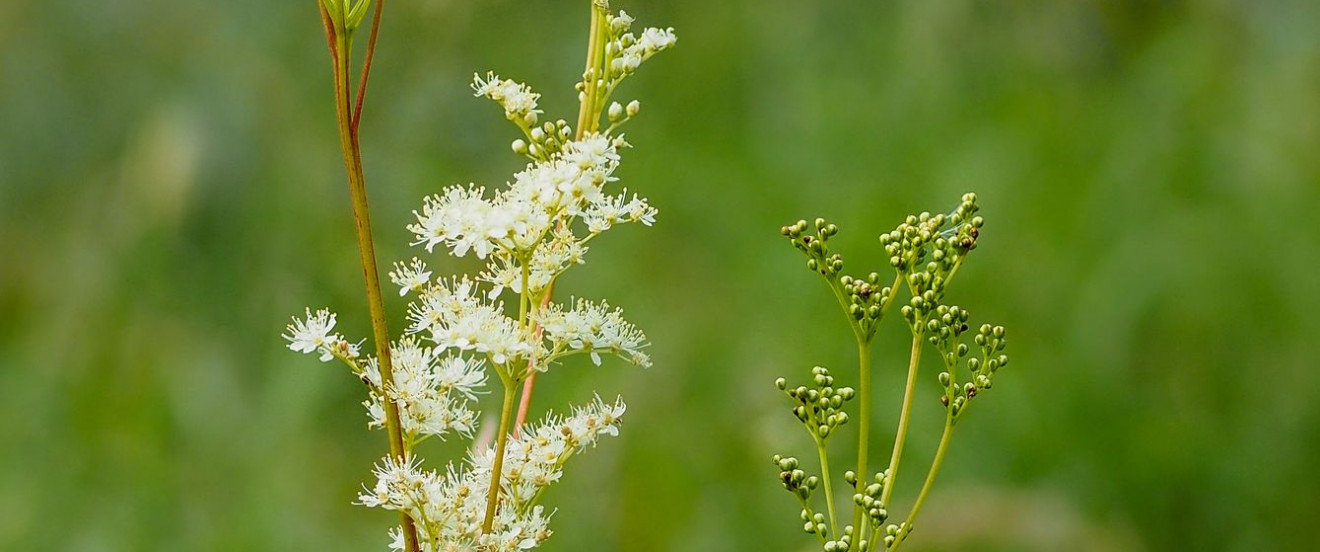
[
  {"x1": 362, "y1": 337, "x2": 487, "y2": 440},
  {"x1": 283, "y1": 307, "x2": 359, "y2": 362},
  {"x1": 361, "y1": 397, "x2": 627, "y2": 552},
  {"x1": 407, "y1": 134, "x2": 654, "y2": 263},
  {"x1": 405, "y1": 276, "x2": 534, "y2": 367},
  {"x1": 473, "y1": 72, "x2": 542, "y2": 125},
  {"x1": 604, "y1": 12, "x2": 677, "y2": 81},
  {"x1": 536, "y1": 299, "x2": 651, "y2": 368}
]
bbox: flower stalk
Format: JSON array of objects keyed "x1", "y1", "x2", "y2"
[{"x1": 316, "y1": 1, "x2": 421, "y2": 550}]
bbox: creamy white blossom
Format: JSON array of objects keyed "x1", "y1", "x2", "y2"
[
  {"x1": 362, "y1": 337, "x2": 487, "y2": 439},
  {"x1": 480, "y1": 228, "x2": 588, "y2": 299},
  {"x1": 389, "y1": 258, "x2": 432, "y2": 297},
  {"x1": 536, "y1": 299, "x2": 651, "y2": 368},
  {"x1": 583, "y1": 189, "x2": 657, "y2": 233},
  {"x1": 473, "y1": 72, "x2": 542, "y2": 124},
  {"x1": 283, "y1": 307, "x2": 348, "y2": 362},
  {"x1": 407, "y1": 277, "x2": 535, "y2": 366}
]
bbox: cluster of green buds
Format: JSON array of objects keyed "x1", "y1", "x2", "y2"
[
  {"x1": 846, "y1": 469, "x2": 890, "y2": 542},
  {"x1": 840, "y1": 273, "x2": 894, "y2": 339},
  {"x1": 880, "y1": 193, "x2": 982, "y2": 299},
  {"x1": 772, "y1": 454, "x2": 841, "y2": 542},
  {"x1": 773, "y1": 455, "x2": 820, "y2": 502},
  {"x1": 938, "y1": 323, "x2": 1009, "y2": 420},
  {"x1": 776, "y1": 367, "x2": 856, "y2": 440},
  {"x1": 772, "y1": 193, "x2": 1013, "y2": 552},
  {"x1": 512, "y1": 118, "x2": 575, "y2": 162},
  {"x1": 782, "y1": 218, "x2": 845, "y2": 280}
]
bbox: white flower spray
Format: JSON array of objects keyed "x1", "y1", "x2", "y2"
[{"x1": 292, "y1": 2, "x2": 673, "y2": 551}]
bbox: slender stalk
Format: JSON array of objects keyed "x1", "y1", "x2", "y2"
[
  {"x1": 352, "y1": 0, "x2": 386, "y2": 130},
  {"x1": 318, "y1": 3, "x2": 420, "y2": 550},
  {"x1": 574, "y1": 3, "x2": 605, "y2": 136},
  {"x1": 851, "y1": 339, "x2": 872, "y2": 539},
  {"x1": 814, "y1": 435, "x2": 840, "y2": 539},
  {"x1": 482, "y1": 378, "x2": 518, "y2": 533},
  {"x1": 887, "y1": 416, "x2": 955, "y2": 552},
  {"x1": 515, "y1": 0, "x2": 606, "y2": 435},
  {"x1": 879, "y1": 334, "x2": 924, "y2": 509}
]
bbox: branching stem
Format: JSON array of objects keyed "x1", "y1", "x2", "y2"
[
  {"x1": 318, "y1": 1, "x2": 420, "y2": 550},
  {"x1": 887, "y1": 415, "x2": 955, "y2": 552},
  {"x1": 814, "y1": 434, "x2": 840, "y2": 539},
  {"x1": 880, "y1": 334, "x2": 924, "y2": 509}
]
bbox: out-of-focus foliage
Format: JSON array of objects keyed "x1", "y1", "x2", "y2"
[{"x1": 1, "y1": 0, "x2": 1317, "y2": 551}]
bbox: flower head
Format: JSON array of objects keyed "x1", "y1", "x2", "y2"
[{"x1": 283, "y1": 308, "x2": 345, "y2": 362}]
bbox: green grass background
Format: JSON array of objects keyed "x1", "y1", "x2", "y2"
[{"x1": 2, "y1": 0, "x2": 1319, "y2": 550}]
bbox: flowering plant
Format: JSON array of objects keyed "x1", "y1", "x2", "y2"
[
  {"x1": 772, "y1": 194, "x2": 1011, "y2": 552},
  {"x1": 289, "y1": 1, "x2": 673, "y2": 550}
]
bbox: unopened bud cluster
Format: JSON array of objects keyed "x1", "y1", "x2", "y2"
[
  {"x1": 771, "y1": 194, "x2": 1013, "y2": 552},
  {"x1": 776, "y1": 366, "x2": 855, "y2": 440},
  {"x1": 938, "y1": 324, "x2": 1009, "y2": 419}
]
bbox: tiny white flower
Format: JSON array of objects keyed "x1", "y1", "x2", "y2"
[
  {"x1": 389, "y1": 258, "x2": 432, "y2": 297},
  {"x1": 283, "y1": 307, "x2": 344, "y2": 362}
]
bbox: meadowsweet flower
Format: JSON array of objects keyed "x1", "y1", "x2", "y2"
[
  {"x1": 389, "y1": 258, "x2": 432, "y2": 297},
  {"x1": 407, "y1": 277, "x2": 535, "y2": 366},
  {"x1": 480, "y1": 228, "x2": 588, "y2": 299},
  {"x1": 283, "y1": 308, "x2": 345, "y2": 362},
  {"x1": 473, "y1": 72, "x2": 542, "y2": 125},
  {"x1": 638, "y1": 27, "x2": 678, "y2": 52},
  {"x1": 583, "y1": 189, "x2": 657, "y2": 233},
  {"x1": 537, "y1": 299, "x2": 651, "y2": 368}
]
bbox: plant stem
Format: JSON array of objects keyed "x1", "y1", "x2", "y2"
[
  {"x1": 850, "y1": 339, "x2": 872, "y2": 538},
  {"x1": 482, "y1": 377, "x2": 518, "y2": 533},
  {"x1": 352, "y1": 0, "x2": 386, "y2": 130},
  {"x1": 879, "y1": 334, "x2": 924, "y2": 509},
  {"x1": 887, "y1": 416, "x2": 955, "y2": 552},
  {"x1": 318, "y1": 3, "x2": 420, "y2": 550},
  {"x1": 814, "y1": 435, "x2": 840, "y2": 539},
  {"x1": 574, "y1": 2, "x2": 605, "y2": 136}
]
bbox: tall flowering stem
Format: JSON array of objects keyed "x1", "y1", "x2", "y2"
[
  {"x1": 287, "y1": 3, "x2": 674, "y2": 550},
  {"x1": 514, "y1": 0, "x2": 647, "y2": 435},
  {"x1": 315, "y1": 1, "x2": 421, "y2": 551},
  {"x1": 773, "y1": 195, "x2": 1013, "y2": 551}
]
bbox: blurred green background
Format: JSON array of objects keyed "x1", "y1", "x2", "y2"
[{"x1": 3, "y1": 0, "x2": 1319, "y2": 550}]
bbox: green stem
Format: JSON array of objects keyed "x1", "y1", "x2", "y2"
[
  {"x1": 574, "y1": 2, "x2": 605, "y2": 136},
  {"x1": 482, "y1": 377, "x2": 518, "y2": 534},
  {"x1": 879, "y1": 333, "x2": 924, "y2": 509},
  {"x1": 887, "y1": 416, "x2": 955, "y2": 552},
  {"x1": 319, "y1": 3, "x2": 420, "y2": 550},
  {"x1": 814, "y1": 435, "x2": 840, "y2": 539},
  {"x1": 352, "y1": 0, "x2": 385, "y2": 129},
  {"x1": 851, "y1": 339, "x2": 872, "y2": 538}
]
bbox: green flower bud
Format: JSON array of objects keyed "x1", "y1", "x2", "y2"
[{"x1": 626, "y1": 99, "x2": 641, "y2": 117}]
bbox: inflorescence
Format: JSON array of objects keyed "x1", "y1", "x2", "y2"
[
  {"x1": 286, "y1": 3, "x2": 674, "y2": 550},
  {"x1": 773, "y1": 193, "x2": 1011, "y2": 552}
]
